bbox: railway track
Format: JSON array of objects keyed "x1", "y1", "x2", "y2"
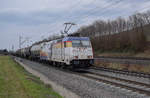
[
  {"x1": 95, "y1": 56, "x2": 150, "y2": 65},
  {"x1": 91, "y1": 66, "x2": 150, "y2": 78},
  {"x1": 96, "y1": 56, "x2": 150, "y2": 60},
  {"x1": 79, "y1": 71, "x2": 150, "y2": 97}
]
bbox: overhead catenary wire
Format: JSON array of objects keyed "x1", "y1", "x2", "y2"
[
  {"x1": 71, "y1": 0, "x2": 150, "y2": 36},
  {"x1": 46, "y1": 0, "x2": 98, "y2": 28},
  {"x1": 46, "y1": 0, "x2": 99, "y2": 34},
  {"x1": 65, "y1": 0, "x2": 97, "y2": 19},
  {"x1": 109, "y1": 4, "x2": 150, "y2": 19},
  {"x1": 49, "y1": 0, "x2": 123, "y2": 34},
  {"x1": 66, "y1": 0, "x2": 124, "y2": 33},
  {"x1": 74, "y1": 0, "x2": 150, "y2": 30},
  {"x1": 84, "y1": 1, "x2": 150, "y2": 23},
  {"x1": 69, "y1": 0, "x2": 114, "y2": 19},
  {"x1": 73, "y1": 2, "x2": 150, "y2": 37},
  {"x1": 72, "y1": 0, "x2": 124, "y2": 23},
  {"x1": 48, "y1": 0, "x2": 150, "y2": 37}
]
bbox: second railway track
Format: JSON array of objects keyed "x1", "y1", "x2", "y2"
[
  {"x1": 95, "y1": 56, "x2": 150, "y2": 66},
  {"x1": 79, "y1": 71, "x2": 150, "y2": 97},
  {"x1": 91, "y1": 66, "x2": 150, "y2": 78}
]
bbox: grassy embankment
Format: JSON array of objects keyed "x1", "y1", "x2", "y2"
[
  {"x1": 94, "y1": 50, "x2": 150, "y2": 58},
  {"x1": 94, "y1": 43, "x2": 150, "y2": 74},
  {"x1": 0, "y1": 56, "x2": 62, "y2": 98},
  {"x1": 94, "y1": 49, "x2": 150, "y2": 74}
]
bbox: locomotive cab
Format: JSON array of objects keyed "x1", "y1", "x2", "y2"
[{"x1": 63, "y1": 37, "x2": 94, "y2": 67}]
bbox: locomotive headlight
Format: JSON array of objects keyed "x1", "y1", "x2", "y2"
[
  {"x1": 74, "y1": 56, "x2": 78, "y2": 59},
  {"x1": 88, "y1": 55, "x2": 92, "y2": 59}
]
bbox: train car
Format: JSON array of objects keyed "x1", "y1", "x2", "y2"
[
  {"x1": 30, "y1": 43, "x2": 44, "y2": 60},
  {"x1": 15, "y1": 47, "x2": 30, "y2": 58},
  {"x1": 24, "y1": 47, "x2": 31, "y2": 58},
  {"x1": 21, "y1": 48, "x2": 26, "y2": 57},
  {"x1": 15, "y1": 49, "x2": 21, "y2": 57}
]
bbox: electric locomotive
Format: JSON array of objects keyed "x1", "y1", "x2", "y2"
[{"x1": 40, "y1": 37, "x2": 94, "y2": 68}]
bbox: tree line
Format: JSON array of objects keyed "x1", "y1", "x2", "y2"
[{"x1": 73, "y1": 10, "x2": 150, "y2": 52}]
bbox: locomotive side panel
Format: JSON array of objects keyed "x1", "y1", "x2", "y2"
[
  {"x1": 51, "y1": 40, "x2": 65, "y2": 63},
  {"x1": 41, "y1": 41, "x2": 54, "y2": 61},
  {"x1": 63, "y1": 41, "x2": 72, "y2": 65}
]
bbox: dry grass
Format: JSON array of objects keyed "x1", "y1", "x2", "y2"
[
  {"x1": 95, "y1": 60, "x2": 150, "y2": 74},
  {"x1": 0, "y1": 56, "x2": 62, "y2": 98},
  {"x1": 95, "y1": 48, "x2": 150, "y2": 58},
  {"x1": 96, "y1": 52, "x2": 135, "y2": 57}
]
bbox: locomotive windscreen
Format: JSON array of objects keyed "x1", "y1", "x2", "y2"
[
  {"x1": 72, "y1": 40, "x2": 91, "y2": 47},
  {"x1": 63, "y1": 37, "x2": 91, "y2": 47}
]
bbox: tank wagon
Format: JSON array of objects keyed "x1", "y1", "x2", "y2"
[
  {"x1": 17, "y1": 37, "x2": 94, "y2": 68},
  {"x1": 30, "y1": 43, "x2": 44, "y2": 60}
]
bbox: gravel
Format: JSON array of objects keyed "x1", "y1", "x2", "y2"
[{"x1": 16, "y1": 57, "x2": 150, "y2": 98}]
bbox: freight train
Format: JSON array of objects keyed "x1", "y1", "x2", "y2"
[{"x1": 16, "y1": 37, "x2": 94, "y2": 68}]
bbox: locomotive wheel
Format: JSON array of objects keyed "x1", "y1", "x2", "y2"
[{"x1": 52, "y1": 62, "x2": 54, "y2": 66}]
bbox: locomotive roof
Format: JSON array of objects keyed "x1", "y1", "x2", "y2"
[{"x1": 63, "y1": 37, "x2": 89, "y2": 41}]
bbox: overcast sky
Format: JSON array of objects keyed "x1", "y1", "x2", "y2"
[{"x1": 0, "y1": 0, "x2": 150, "y2": 50}]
